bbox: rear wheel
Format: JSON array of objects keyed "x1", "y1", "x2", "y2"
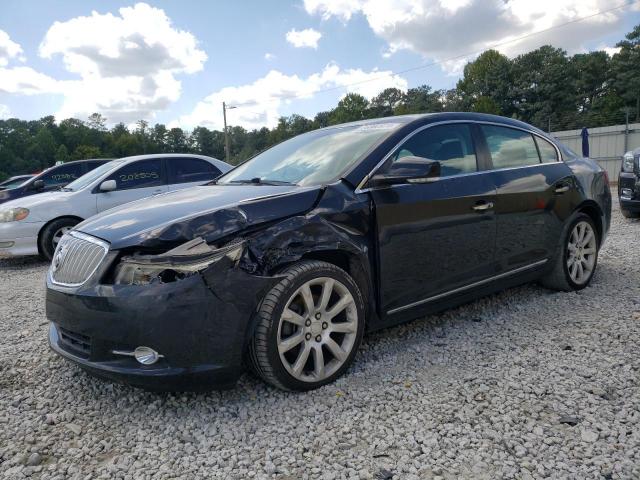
[
  {"x1": 39, "y1": 218, "x2": 80, "y2": 261},
  {"x1": 540, "y1": 213, "x2": 599, "y2": 291},
  {"x1": 249, "y1": 260, "x2": 365, "y2": 391}
]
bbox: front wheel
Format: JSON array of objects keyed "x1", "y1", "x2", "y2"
[
  {"x1": 540, "y1": 213, "x2": 599, "y2": 291},
  {"x1": 39, "y1": 217, "x2": 80, "y2": 261},
  {"x1": 249, "y1": 260, "x2": 365, "y2": 391}
]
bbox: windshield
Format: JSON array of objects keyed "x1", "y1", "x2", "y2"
[
  {"x1": 63, "y1": 160, "x2": 124, "y2": 191},
  {"x1": 218, "y1": 123, "x2": 400, "y2": 186},
  {"x1": 1, "y1": 177, "x2": 31, "y2": 189}
]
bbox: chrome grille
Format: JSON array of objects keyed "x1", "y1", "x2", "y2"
[{"x1": 49, "y1": 231, "x2": 109, "y2": 287}]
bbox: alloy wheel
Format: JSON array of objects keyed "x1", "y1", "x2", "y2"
[
  {"x1": 52, "y1": 226, "x2": 72, "y2": 250},
  {"x1": 566, "y1": 220, "x2": 597, "y2": 285},
  {"x1": 277, "y1": 277, "x2": 358, "y2": 382}
]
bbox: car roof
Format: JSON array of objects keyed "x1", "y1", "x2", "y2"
[
  {"x1": 321, "y1": 112, "x2": 548, "y2": 136},
  {"x1": 114, "y1": 153, "x2": 230, "y2": 171}
]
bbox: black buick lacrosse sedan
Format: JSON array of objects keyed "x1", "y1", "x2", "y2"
[{"x1": 46, "y1": 113, "x2": 611, "y2": 391}]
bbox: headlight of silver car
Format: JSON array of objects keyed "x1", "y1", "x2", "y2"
[
  {"x1": 113, "y1": 237, "x2": 244, "y2": 285},
  {"x1": 0, "y1": 207, "x2": 29, "y2": 223},
  {"x1": 622, "y1": 152, "x2": 636, "y2": 173}
]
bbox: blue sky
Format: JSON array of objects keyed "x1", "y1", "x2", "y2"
[{"x1": 0, "y1": 0, "x2": 638, "y2": 131}]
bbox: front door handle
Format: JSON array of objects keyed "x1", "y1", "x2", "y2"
[
  {"x1": 472, "y1": 201, "x2": 494, "y2": 212},
  {"x1": 555, "y1": 184, "x2": 570, "y2": 194}
]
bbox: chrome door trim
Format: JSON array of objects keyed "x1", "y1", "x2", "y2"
[
  {"x1": 355, "y1": 120, "x2": 563, "y2": 194},
  {"x1": 386, "y1": 258, "x2": 549, "y2": 315}
]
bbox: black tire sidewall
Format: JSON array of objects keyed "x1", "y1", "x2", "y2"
[
  {"x1": 262, "y1": 263, "x2": 365, "y2": 391},
  {"x1": 40, "y1": 218, "x2": 79, "y2": 260},
  {"x1": 561, "y1": 214, "x2": 599, "y2": 291}
]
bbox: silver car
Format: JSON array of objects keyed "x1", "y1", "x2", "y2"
[{"x1": 0, "y1": 154, "x2": 230, "y2": 259}]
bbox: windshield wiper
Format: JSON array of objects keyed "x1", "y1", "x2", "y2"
[
  {"x1": 60, "y1": 187, "x2": 74, "y2": 192},
  {"x1": 226, "y1": 177, "x2": 296, "y2": 186}
]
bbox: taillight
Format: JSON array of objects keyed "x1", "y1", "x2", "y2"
[{"x1": 603, "y1": 170, "x2": 609, "y2": 184}]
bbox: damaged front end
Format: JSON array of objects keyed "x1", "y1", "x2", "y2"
[{"x1": 113, "y1": 237, "x2": 245, "y2": 286}]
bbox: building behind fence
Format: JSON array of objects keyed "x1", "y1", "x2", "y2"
[{"x1": 551, "y1": 123, "x2": 640, "y2": 183}]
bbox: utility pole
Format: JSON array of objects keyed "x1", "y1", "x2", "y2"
[{"x1": 222, "y1": 102, "x2": 236, "y2": 163}]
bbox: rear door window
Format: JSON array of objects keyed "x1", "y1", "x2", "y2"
[
  {"x1": 167, "y1": 158, "x2": 221, "y2": 184},
  {"x1": 481, "y1": 125, "x2": 541, "y2": 169},
  {"x1": 105, "y1": 159, "x2": 164, "y2": 191},
  {"x1": 39, "y1": 163, "x2": 84, "y2": 188}
]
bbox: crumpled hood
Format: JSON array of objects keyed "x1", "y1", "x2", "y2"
[{"x1": 76, "y1": 184, "x2": 322, "y2": 250}]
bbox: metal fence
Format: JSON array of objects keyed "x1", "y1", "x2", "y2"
[{"x1": 551, "y1": 123, "x2": 640, "y2": 182}]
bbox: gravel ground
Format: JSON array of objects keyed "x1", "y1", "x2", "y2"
[{"x1": 1, "y1": 202, "x2": 639, "y2": 480}]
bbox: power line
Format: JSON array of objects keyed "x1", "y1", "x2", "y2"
[{"x1": 227, "y1": 0, "x2": 637, "y2": 112}]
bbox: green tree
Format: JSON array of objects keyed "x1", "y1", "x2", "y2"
[
  {"x1": 54, "y1": 145, "x2": 70, "y2": 164},
  {"x1": 330, "y1": 93, "x2": 369, "y2": 124},
  {"x1": 72, "y1": 145, "x2": 101, "y2": 160},
  {"x1": 87, "y1": 113, "x2": 107, "y2": 131},
  {"x1": 369, "y1": 88, "x2": 405, "y2": 117},
  {"x1": 394, "y1": 85, "x2": 444, "y2": 114},
  {"x1": 26, "y1": 127, "x2": 57, "y2": 170},
  {"x1": 511, "y1": 45, "x2": 576, "y2": 129},
  {"x1": 166, "y1": 127, "x2": 189, "y2": 152},
  {"x1": 457, "y1": 50, "x2": 513, "y2": 115},
  {"x1": 611, "y1": 24, "x2": 640, "y2": 121}
]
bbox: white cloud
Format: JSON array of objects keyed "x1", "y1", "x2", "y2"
[
  {"x1": 304, "y1": 0, "x2": 631, "y2": 67},
  {"x1": 28, "y1": 2, "x2": 206, "y2": 123},
  {"x1": 0, "y1": 104, "x2": 10, "y2": 119},
  {"x1": 599, "y1": 45, "x2": 620, "y2": 57},
  {"x1": 0, "y1": 66, "x2": 62, "y2": 95},
  {"x1": 264, "y1": 52, "x2": 276, "y2": 61},
  {"x1": 0, "y1": 29, "x2": 23, "y2": 66},
  {"x1": 286, "y1": 28, "x2": 322, "y2": 49},
  {"x1": 177, "y1": 63, "x2": 408, "y2": 130},
  {"x1": 303, "y1": 0, "x2": 363, "y2": 21}
]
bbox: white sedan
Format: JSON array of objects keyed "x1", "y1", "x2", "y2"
[{"x1": 0, "y1": 154, "x2": 230, "y2": 259}]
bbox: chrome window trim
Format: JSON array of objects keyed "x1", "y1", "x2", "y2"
[
  {"x1": 48, "y1": 231, "x2": 110, "y2": 288},
  {"x1": 387, "y1": 258, "x2": 548, "y2": 315},
  {"x1": 355, "y1": 119, "x2": 563, "y2": 194}
]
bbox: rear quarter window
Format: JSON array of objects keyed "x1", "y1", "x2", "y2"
[
  {"x1": 167, "y1": 158, "x2": 221, "y2": 184},
  {"x1": 535, "y1": 137, "x2": 559, "y2": 163},
  {"x1": 481, "y1": 125, "x2": 541, "y2": 169}
]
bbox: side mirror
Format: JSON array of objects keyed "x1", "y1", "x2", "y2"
[
  {"x1": 99, "y1": 180, "x2": 117, "y2": 192},
  {"x1": 32, "y1": 179, "x2": 45, "y2": 191},
  {"x1": 370, "y1": 156, "x2": 441, "y2": 187}
]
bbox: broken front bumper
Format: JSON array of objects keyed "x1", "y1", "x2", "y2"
[{"x1": 46, "y1": 261, "x2": 278, "y2": 391}]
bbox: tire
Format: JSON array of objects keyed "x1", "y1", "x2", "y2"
[
  {"x1": 540, "y1": 213, "x2": 599, "y2": 291},
  {"x1": 621, "y1": 208, "x2": 640, "y2": 219},
  {"x1": 39, "y1": 217, "x2": 80, "y2": 261},
  {"x1": 249, "y1": 260, "x2": 365, "y2": 391}
]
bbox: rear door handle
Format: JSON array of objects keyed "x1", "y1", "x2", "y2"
[
  {"x1": 472, "y1": 201, "x2": 494, "y2": 212},
  {"x1": 554, "y1": 185, "x2": 570, "y2": 194}
]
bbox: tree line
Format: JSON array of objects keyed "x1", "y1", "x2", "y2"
[{"x1": 1, "y1": 24, "x2": 638, "y2": 180}]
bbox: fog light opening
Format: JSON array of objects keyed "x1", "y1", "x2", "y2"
[{"x1": 134, "y1": 346, "x2": 163, "y2": 365}]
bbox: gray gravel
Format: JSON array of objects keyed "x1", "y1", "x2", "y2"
[{"x1": 1, "y1": 202, "x2": 639, "y2": 479}]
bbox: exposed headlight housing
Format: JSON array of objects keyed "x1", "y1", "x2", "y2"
[
  {"x1": 0, "y1": 207, "x2": 29, "y2": 223},
  {"x1": 113, "y1": 237, "x2": 244, "y2": 285},
  {"x1": 622, "y1": 152, "x2": 636, "y2": 173}
]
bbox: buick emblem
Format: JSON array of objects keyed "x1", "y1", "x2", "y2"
[{"x1": 52, "y1": 245, "x2": 67, "y2": 273}]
